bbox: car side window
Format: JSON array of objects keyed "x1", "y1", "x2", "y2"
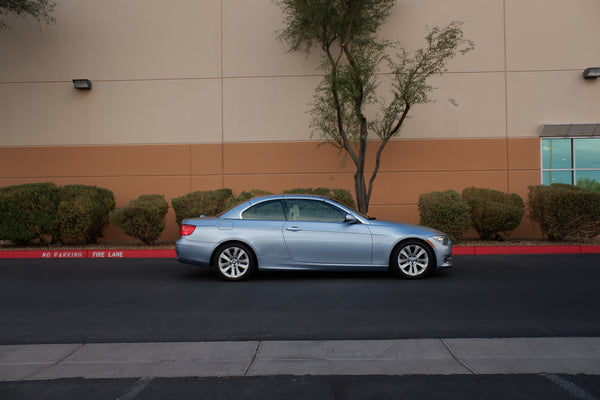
[
  {"x1": 242, "y1": 200, "x2": 286, "y2": 220},
  {"x1": 283, "y1": 199, "x2": 346, "y2": 223}
]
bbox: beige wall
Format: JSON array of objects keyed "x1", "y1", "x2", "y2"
[
  {"x1": 2, "y1": 0, "x2": 599, "y2": 145},
  {"x1": 1, "y1": 0, "x2": 599, "y2": 240}
]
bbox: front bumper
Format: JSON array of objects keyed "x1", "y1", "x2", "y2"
[{"x1": 434, "y1": 245, "x2": 453, "y2": 269}]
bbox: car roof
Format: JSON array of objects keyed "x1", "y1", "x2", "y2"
[{"x1": 247, "y1": 194, "x2": 333, "y2": 204}]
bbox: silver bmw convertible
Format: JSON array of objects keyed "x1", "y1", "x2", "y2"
[{"x1": 176, "y1": 195, "x2": 452, "y2": 281}]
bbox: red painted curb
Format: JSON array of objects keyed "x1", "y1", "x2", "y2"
[
  {"x1": 452, "y1": 247, "x2": 476, "y2": 256},
  {"x1": 0, "y1": 246, "x2": 599, "y2": 259},
  {"x1": 453, "y1": 245, "x2": 600, "y2": 256},
  {"x1": 581, "y1": 246, "x2": 600, "y2": 254},
  {"x1": 0, "y1": 249, "x2": 176, "y2": 259}
]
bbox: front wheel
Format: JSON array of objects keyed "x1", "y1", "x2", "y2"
[
  {"x1": 391, "y1": 240, "x2": 434, "y2": 279},
  {"x1": 213, "y1": 243, "x2": 256, "y2": 281}
]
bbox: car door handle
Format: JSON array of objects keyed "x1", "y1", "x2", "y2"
[{"x1": 286, "y1": 226, "x2": 303, "y2": 232}]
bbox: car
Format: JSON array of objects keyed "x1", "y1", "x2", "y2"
[{"x1": 175, "y1": 195, "x2": 452, "y2": 281}]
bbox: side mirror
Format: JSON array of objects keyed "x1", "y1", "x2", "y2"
[{"x1": 344, "y1": 213, "x2": 358, "y2": 224}]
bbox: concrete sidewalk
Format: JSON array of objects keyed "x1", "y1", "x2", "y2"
[{"x1": 1, "y1": 337, "x2": 599, "y2": 381}]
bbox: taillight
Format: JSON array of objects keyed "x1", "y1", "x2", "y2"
[{"x1": 180, "y1": 224, "x2": 196, "y2": 236}]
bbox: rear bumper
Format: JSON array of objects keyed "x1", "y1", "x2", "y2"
[{"x1": 175, "y1": 240, "x2": 212, "y2": 267}]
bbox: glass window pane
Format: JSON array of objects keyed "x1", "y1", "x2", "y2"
[
  {"x1": 242, "y1": 200, "x2": 285, "y2": 220},
  {"x1": 574, "y1": 138, "x2": 600, "y2": 169},
  {"x1": 284, "y1": 199, "x2": 346, "y2": 222},
  {"x1": 576, "y1": 171, "x2": 600, "y2": 192},
  {"x1": 543, "y1": 170, "x2": 573, "y2": 185},
  {"x1": 542, "y1": 139, "x2": 572, "y2": 169}
]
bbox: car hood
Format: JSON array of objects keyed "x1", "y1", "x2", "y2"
[{"x1": 366, "y1": 219, "x2": 445, "y2": 236}]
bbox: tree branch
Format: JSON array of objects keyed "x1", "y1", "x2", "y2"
[{"x1": 367, "y1": 103, "x2": 410, "y2": 204}]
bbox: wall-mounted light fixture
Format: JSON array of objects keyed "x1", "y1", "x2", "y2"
[
  {"x1": 583, "y1": 68, "x2": 600, "y2": 79},
  {"x1": 72, "y1": 79, "x2": 92, "y2": 90}
]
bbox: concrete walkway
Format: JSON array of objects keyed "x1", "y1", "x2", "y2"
[{"x1": 1, "y1": 337, "x2": 599, "y2": 381}]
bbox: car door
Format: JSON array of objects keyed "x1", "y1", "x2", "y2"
[
  {"x1": 282, "y1": 199, "x2": 373, "y2": 265},
  {"x1": 236, "y1": 199, "x2": 290, "y2": 263}
]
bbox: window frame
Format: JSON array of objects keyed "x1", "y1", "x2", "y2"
[
  {"x1": 540, "y1": 137, "x2": 600, "y2": 186},
  {"x1": 282, "y1": 199, "x2": 347, "y2": 223},
  {"x1": 241, "y1": 199, "x2": 286, "y2": 221}
]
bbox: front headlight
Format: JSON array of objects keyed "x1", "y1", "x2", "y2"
[{"x1": 431, "y1": 235, "x2": 450, "y2": 246}]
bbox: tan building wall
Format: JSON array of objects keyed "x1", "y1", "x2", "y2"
[{"x1": 1, "y1": 0, "x2": 599, "y2": 240}]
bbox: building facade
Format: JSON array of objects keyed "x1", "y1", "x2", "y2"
[{"x1": 1, "y1": 0, "x2": 599, "y2": 240}]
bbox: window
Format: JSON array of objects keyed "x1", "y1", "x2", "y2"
[
  {"x1": 541, "y1": 138, "x2": 600, "y2": 191},
  {"x1": 242, "y1": 200, "x2": 286, "y2": 220},
  {"x1": 283, "y1": 199, "x2": 347, "y2": 223}
]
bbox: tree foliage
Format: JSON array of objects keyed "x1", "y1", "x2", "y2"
[
  {"x1": 276, "y1": 0, "x2": 474, "y2": 213},
  {"x1": 577, "y1": 177, "x2": 600, "y2": 192},
  {"x1": 0, "y1": 0, "x2": 55, "y2": 30}
]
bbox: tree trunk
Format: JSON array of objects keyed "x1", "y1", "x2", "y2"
[{"x1": 354, "y1": 170, "x2": 368, "y2": 214}]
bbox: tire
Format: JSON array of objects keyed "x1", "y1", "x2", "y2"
[
  {"x1": 213, "y1": 242, "x2": 256, "y2": 281},
  {"x1": 390, "y1": 240, "x2": 434, "y2": 279}
]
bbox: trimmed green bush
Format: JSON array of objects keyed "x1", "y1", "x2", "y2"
[
  {"x1": 462, "y1": 187, "x2": 525, "y2": 240},
  {"x1": 225, "y1": 189, "x2": 273, "y2": 209},
  {"x1": 0, "y1": 182, "x2": 60, "y2": 245},
  {"x1": 56, "y1": 185, "x2": 115, "y2": 244},
  {"x1": 110, "y1": 194, "x2": 169, "y2": 245},
  {"x1": 283, "y1": 187, "x2": 356, "y2": 210},
  {"x1": 418, "y1": 190, "x2": 472, "y2": 242},
  {"x1": 171, "y1": 189, "x2": 233, "y2": 225},
  {"x1": 528, "y1": 184, "x2": 600, "y2": 240}
]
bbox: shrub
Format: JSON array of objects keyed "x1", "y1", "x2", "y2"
[
  {"x1": 110, "y1": 194, "x2": 169, "y2": 245},
  {"x1": 171, "y1": 189, "x2": 233, "y2": 225},
  {"x1": 462, "y1": 187, "x2": 525, "y2": 240},
  {"x1": 225, "y1": 189, "x2": 273, "y2": 209},
  {"x1": 528, "y1": 184, "x2": 600, "y2": 241},
  {"x1": 283, "y1": 187, "x2": 356, "y2": 210},
  {"x1": 56, "y1": 185, "x2": 115, "y2": 244},
  {"x1": 0, "y1": 182, "x2": 60, "y2": 245},
  {"x1": 418, "y1": 190, "x2": 472, "y2": 242}
]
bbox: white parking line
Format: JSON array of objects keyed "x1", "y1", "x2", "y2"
[
  {"x1": 116, "y1": 376, "x2": 154, "y2": 400},
  {"x1": 541, "y1": 374, "x2": 597, "y2": 400}
]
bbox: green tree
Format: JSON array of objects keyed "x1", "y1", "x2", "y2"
[
  {"x1": 577, "y1": 177, "x2": 600, "y2": 192},
  {"x1": 276, "y1": 0, "x2": 473, "y2": 214},
  {"x1": 0, "y1": 0, "x2": 55, "y2": 30}
]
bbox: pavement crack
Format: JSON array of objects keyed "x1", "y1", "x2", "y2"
[
  {"x1": 243, "y1": 341, "x2": 261, "y2": 376},
  {"x1": 440, "y1": 339, "x2": 477, "y2": 375},
  {"x1": 23, "y1": 343, "x2": 85, "y2": 380}
]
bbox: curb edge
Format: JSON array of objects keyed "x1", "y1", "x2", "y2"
[{"x1": 1, "y1": 246, "x2": 600, "y2": 259}]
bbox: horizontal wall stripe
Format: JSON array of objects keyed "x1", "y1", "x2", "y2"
[{"x1": 0, "y1": 138, "x2": 541, "y2": 240}]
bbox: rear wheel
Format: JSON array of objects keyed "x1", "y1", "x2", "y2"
[
  {"x1": 391, "y1": 240, "x2": 434, "y2": 279},
  {"x1": 213, "y1": 243, "x2": 256, "y2": 281}
]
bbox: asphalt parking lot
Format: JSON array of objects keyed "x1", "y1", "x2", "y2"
[
  {"x1": 1, "y1": 254, "x2": 600, "y2": 344},
  {"x1": 3, "y1": 374, "x2": 600, "y2": 400},
  {"x1": 1, "y1": 254, "x2": 599, "y2": 399}
]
